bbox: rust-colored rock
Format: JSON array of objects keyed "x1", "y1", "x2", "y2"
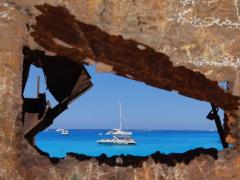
[
  {"x1": 30, "y1": 4, "x2": 240, "y2": 111},
  {"x1": 1, "y1": 0, "x2": 240, "y2": 179}
]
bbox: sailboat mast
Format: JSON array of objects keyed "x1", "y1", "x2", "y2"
[{"x1": 119, "y1": 100, "x2": 122, "y2": 130}]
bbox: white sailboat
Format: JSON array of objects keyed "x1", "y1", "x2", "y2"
[
  {"x1": 105, "y1": 101, "x2": 133, "y2": 136},
  {"x1": 97, "y1": 101, "x2": 136, "y2": 145}
]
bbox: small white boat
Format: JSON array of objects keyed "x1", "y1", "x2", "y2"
[
  {"x1": 56, "y1": 128, "x2": 69, "y2": 135},
  {"x1": 60, "y1": 129, "x2": 69, "y2": 135}
]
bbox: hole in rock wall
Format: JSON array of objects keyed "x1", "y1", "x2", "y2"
[
  {"x1": 19, "y1": 4, "x2": 240, "y2": 168},
  {"x1": 218, "y1": 81, "x2": 229, "y2": 91},
  {"x1": 23, "y1": 64, "x2": 224, "y2": 158}
]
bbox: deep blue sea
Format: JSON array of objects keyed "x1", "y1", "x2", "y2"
[{"x1": 35, "y1": 129, "x2": 222, "y2": 158}]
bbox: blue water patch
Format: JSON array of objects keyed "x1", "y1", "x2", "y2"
[{"x1": 35, "y1": 129, "x2": 222, "y2": 158}]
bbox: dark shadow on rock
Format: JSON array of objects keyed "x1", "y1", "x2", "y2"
[
  {"x1": 35, "y1": 147, "x2": 218, "y2": 167},
  {"x1": 151, "y1": 147, "x2": 218, "y2": 166}
]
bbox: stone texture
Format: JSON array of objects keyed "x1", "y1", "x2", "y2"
[
  {"x1": 1, "y1": 0, "x2": 240, "y2": 179},
  {"x1": 21, "y1": 0, "x2": 240, "y2": 82},
  {"x1": 29, "y1": 4, "x2": 240, "y2": 111},
  {"x1": 0, "y1": 2, "x2": 26, "y2": 179}
]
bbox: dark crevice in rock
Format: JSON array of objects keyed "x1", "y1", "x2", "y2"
[
  {"x1": 31, "y1": 4, "x2": 239, "y2": 110},
  {"x1": 150, "y1": 148, "x2": 218, "y2": 166},
  {"x1": 99, "y1": 0, "x2": 107, "y2": 21},
  {"x1": 136, "y1": 14, "x2": 144, "y2": 32}
]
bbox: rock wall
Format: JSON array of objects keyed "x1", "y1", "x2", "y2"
[
  {"x1": 0, "y1": 0, "x2": 240, "y2": 179},
  {"x1": 0, "y1": 3, "x2": 25, "y2": 178}
]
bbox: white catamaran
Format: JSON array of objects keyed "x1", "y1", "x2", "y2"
[{"x1": 97, "y1": 101, "x2": 136, "y2": 145}]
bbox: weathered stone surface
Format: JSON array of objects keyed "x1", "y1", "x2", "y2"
[
  {"x1": 1, "y1": 0, "x2": 240, "y2": 179},
  {"x1": 28, "y1": 4, "x2": 240, "y2": 112},
  {"x1": 0, "y1": 2, "x2": 26, "y2": 179},
  {"x1": 21, "y1": 0, "x2": 240, "y2": 81}
]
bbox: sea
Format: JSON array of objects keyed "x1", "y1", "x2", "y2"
[{"x1": 35, "y1": 129, "x2": 222, "y2": 158}]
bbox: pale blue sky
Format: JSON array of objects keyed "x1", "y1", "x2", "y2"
[{"x1": 24, "y1": 65, "x2": 223, "y2": 130}]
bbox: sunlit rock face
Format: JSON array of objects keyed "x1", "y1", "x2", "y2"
[
  {"x1": 1, "y1": 0, "x2": 240, "y2": 179},
  {"x1": 22, "y1": 0, "x2": 240, "y2": 81},
  {"x1": 6, "y1": 0, "x2": 240, "y2": 81}
]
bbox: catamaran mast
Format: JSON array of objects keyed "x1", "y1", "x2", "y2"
[{"x1": 119, "y1": 100, "x2": 122, "y2": 130}]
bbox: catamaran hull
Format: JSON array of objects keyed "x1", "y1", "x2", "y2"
[{"x1": 97, "y1": 140, "x2": 136, "y2": 145}]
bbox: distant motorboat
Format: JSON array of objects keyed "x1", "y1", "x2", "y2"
[
  {"x1": 56, "y1": 128, "x2": 69, "y2": 135},
  {"x1": 97, "y1": 101, "x2": 136, "y2": 145},
  {"x1": 61, "y1": 129, "x2": 69, "y2": 135}
]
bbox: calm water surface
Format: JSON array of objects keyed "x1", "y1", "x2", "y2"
[{"x1": 35, "y1": 129, "x2": 222, "y2": 158}]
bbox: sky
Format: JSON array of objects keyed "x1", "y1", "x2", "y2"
[{"x1": 23, "y1": 65, "x2": 223, "y2": 130}]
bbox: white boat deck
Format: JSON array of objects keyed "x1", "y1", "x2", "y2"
[{"x1": 97, "y1": 136, "x2": 136, "y2": 145}]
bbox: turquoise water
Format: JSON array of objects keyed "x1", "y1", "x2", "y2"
[{"x1": 35, "y1": 129, "x2": 222, "y2": 158}]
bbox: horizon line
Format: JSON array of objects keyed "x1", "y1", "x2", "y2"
[{"x1": 47, "y1": 128, "x2": 217, "y2": 131}]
